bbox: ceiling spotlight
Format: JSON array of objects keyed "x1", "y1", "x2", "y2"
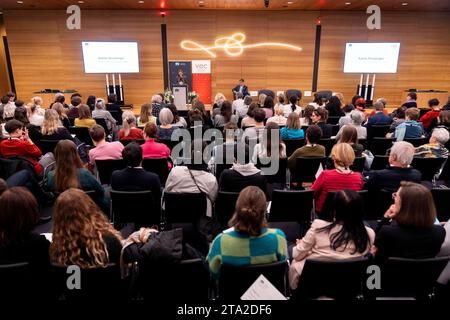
[
  {"x1": 78, "y1": 1, "x2": 84, "y2": 3},
  {"x1": 345, "y1": 2, "x2": 351, "y2": 5},
  {"x1": 287, "y1": 1, "x2": 293, "y2": 4},
  {"x1": 402, "y1": 2, "x2": 408, "y2": 5},
  {"x1": 17, "y1": 1, "x2": 24, "y2": 4},
  {"x1": 138, "y1": 1, "x2": 145, "y2": 4}
]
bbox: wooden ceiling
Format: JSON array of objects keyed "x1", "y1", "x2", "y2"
[{"x1": 0, "y1": 0, "x2": 449, "y2": 11}]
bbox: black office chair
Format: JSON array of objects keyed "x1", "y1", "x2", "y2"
[
  {"x1": 292, "y1": 157, "x2": 327, "y2": 185},
  {"x1": 431, "y1": 188, "x2": 450, "y2": 222},
  {"x1": 142, "y1": 158, "x2": 170, "y2": 185},
  {"x1": 120, "y1": 139, "x2": 145, "y2": 146},
  {"x1": 36, "y1": 139, "x2": 59, "y2": 154},
  {"x1": 331, "y1": 124, "x2": 340, "y2": 136},
  {"x1": 110, "y1": 190, "x2": 160, "y2": 227},
  {"x1": 52, "y1": 263, "x2": 124, "y2": 301},
  {"x1": 215, "y1": 163, "x2": 233, "y2": 180},
  {"x1": 315, "y1": 90, "x2": 333, "y2": 101},
  {"x1": 370, "y1": 137, "x2": 394, "y2": 155},
  {"x1": 285, "y1": 89, "x2": 301, "y2": 100},
  {"x1": 163, "y1": 192, "x2": 207, "y2": 224},
  {"x1": 214, "y1": 191, "x2": 240, "y2": 226},
  {"x1": 318, "y1": 138, "x2": 336, "y2": 156},
  {"x1": 69, "y1": 126, "x2": 94, "y2": 147},
  {"x1": 411, "y1": 157, "x2": 446, "y2": 181},
  {"x1": 367, "y1": 125, "x2": 391, "y2": 139},
  {"x1": 327, "y1": 116, "x2": 341, "y2": 125},
  {"x1": 0, "y1": 262, "x2": 34, "y2": 300},
  {"x1": 95, "y1": 159, "x2": 126, "y2": 185},
  {"x1": 370, "y1": 155, "x2": 390, "y2": 170},
  {"x1": 359, "y1": 138, "x2": 367, "y2": 150},
  {"x1": 365, "y1": 189, "x2": 393, "y2": 221},
  {"x1": 293, "y1": 257, "x2": 369, "y2": 300},
  {"x1": 282, "y1": 139, "x2": 305, "y2": 157},
  {"x1": 218, "y1": 261, "x2": 288, "y2": 301},
  {"x1": 350, "y1": 157, "x2": 366, "y2": 172},
  {"x1": 257, "y1": 157, "x2": 287, "y2": 186},
  {"x1": 109, "y1": 110, "x2": 123, "y2": 126},
  {"x1": 404, "y1": 137, "x2": 428, "y2": 147},
  {"x1": 94, "y1": 118, "x2": 109, "y2": 134},
  {"x1": 375, "y1": 256, "x2": 450, "y2": 300}
]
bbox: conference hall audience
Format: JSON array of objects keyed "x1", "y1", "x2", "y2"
[
  {"x1": 311, "y1": 143, "x2": 363, "y2": 214},
  {"x1": 283, "y1": 95, "x2": 302, "y2": 117},
  {"x1": 151, "y1": 94, "x2": 164, "y2": 118},
  {"x1": 157, "y1": 108, "x2": 179, "y2": 140},
  {"x1": 338, "y1": 104, "x2": 355, "y2": 128},
  {"x1": 311, "y1": 108, "x2": 332, "y2": 138},
  {"x1": 401, "y1": 92, "x2": 418, "y2": 109},
  {"x1": 46, "y1": 140, "x2": 109, "y2": 210},
  {"x1": 252, "y1": 122, "x2": 287, "y2": 163},
  {"x1": 92, "y1": 98, "x2": 117, "y2": 132},
  {"x1": 164, "y1": 140, "x2": 218, "y2": 217},
  {"x1": 74, "y1": 104, "x2": 96, "y2": 128},
  {"x1": 325, "y1": 96, "x2": 345, "y2": 117},
  {"x1": 242, "y1": 107, "x2": 266, "y2": 142},
  {"x1": 106, "y1": 93, "x2": 123, "y2": 125},
  {"x1": 88, "y1": 124, "x2": 124, "y2": 166},
  {"x1": 289, "y1": 189, "x2": 375, "y2": 289},
  {"x1": 167, "y1": 103, "x2": 187, "y2": 128},
  {"x1": 40, "y1": 109, "x2": 74, "y2": 142},
  {"x1": 389, "y1": 107, "x2": 423, "y2": 141},
  {"x1": 280, "y1": 112, "x2": 304, "y2": 139},
  {"x1": 214, "y1": 100, "x2": 238, "y2": 127},
  {"x1": 337, "y1": 125, "x2": 364, "y2": 157},
  {"x1": 111, "y1": 142, "x2": 161, "y2": 198},
  {"x1": 51, "y1": 102, "x2": 71, "y2": 128},
  {"x1": 366, "y1": 101, "x2": 392, "y2": 126},
  {"x1": 364, "y1": 141, "x2": 421, "y2": 193},
  {"x1": 288, "y1": 125, "x2": 325, "y2": 170},
  {"x1": 50, "y1": 188, "x2": 123, "y2": 268},
  {"x1": 266, "y1": 105, "x2": 287, "y2": 126},
  {"x1": 300, "y1": 105, "x2": 314, "y2": 126},
  {"x1": 240, "y1": 102, "x2": 259, "y2": 128},
  {"x1": 137, "y1": 103, "x2": 156, "y2": 127},
  {"x1": 207, "y1": 186, "x2": 287, "y2": 278},
  {"x1": 372, "y1": 182, "x2": 445, "y2": 263},
  {"x1": 415, "y1": 127, "x2": 449, "y2": 158},
  {"x1": 141, "y1": 123, "x2": 171, "y2": 161},
  {"x1": 119, "y1": 111, "x2": 143, "y2": 141},
  {"x1": 66, "y1": 95, "x2": 82, "y2": 119},
  {"x1": 420, "y1": 98, "x2": 441, "y2": 131},
  {"x1": 261, "y1": 96, "x2": 275, "y2": 119}
]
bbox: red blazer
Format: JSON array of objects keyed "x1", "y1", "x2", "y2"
[
  {"x1": 0, "y1": 138, "x2": 43, "y2": 175},
  {"x1": 420, "y1": 110, "x2": 440, "y2": 129}
]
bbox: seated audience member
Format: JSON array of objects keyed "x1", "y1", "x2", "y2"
[
  {"x1": 0, "y1": 187, "x2": 51, "y2": 282},
  {"x1": 288, "y1": 125, "x2": 325, "y2": 170},
  {"x1": 437, "y1": 220, "x2": 450, "y2": 288},
  {"x1": 366, "y1": 101, "x2": 392, "y2": 126},
  {"x1": 300, "y1": 105, "x2": 315, "y2": 126},
  {"x1": 50, "y1": 93, "x2": 70, "y2": 110},
  {"x1": 261, "y1": 96, "x2": 275, "y2": 119},
  {"x1": 151, "y1": 94, "x2": 164, "y2": 118},
  {"x1": 28, "y1": 103, "x2": 44, "y2": 127},
  {"x1": 334, "y1": 92, "x2": 345, "y2": 108},
  {"x1": 354, "y1": 97, "x2": 366, "y2": 112},
  {"x1": 74, "y1": 104, "x2": 96, "y2": 128},
  {"x1": 167, "y1": 103, "x2": 187, "y2": 128},
  {"x1": 289, "y1": 190, "x2": 375, "y2": 289},
  {"x1": 51, "y1": 102, "x2": 71, "y2": 128},
  {"x1": 137, "y1": 103, "x2": 156, "y2": 127},
  {"x1": 192, "y1": 100, "x2": 213, "y2": 128},
  {"x1": 337, "y1": 125, "x2": 364, "y2": 157},
  {"x1": 283, "y1": 95, "x2": 302, "y2": 117},
  {"x1": 106, "y1": 93, "x2": 122, "y2": 112},
  {"x1": 390, "y1": 107, "x2": 423, "y2": 141},
  {"x1": 0, "y1": 120, "x2": 43, "y2": 176},
  {"x1": 274, "y1": 93, "x2": 285, "y2": 110},
  {"x1": 338, "y1": 104, "x2": 355, "y2": 128},
  {"x1": 3, "y1": 91, "x2": 16, "y2": 120},
  {"x1": 88, "y1": 125, "x2": 124, "y2": 165},
  {"x1": 240, "y1": 102, "x2": 259, "y2": 128},
  {"x1": 335, "y1": 110, "x2": 367, "y2": 140},
  {"x1": 252, "y1": 122, "x2": 287, "y2": 163},
  {"x1": 232, "y1": 92, "x2": 245, "y2": 116},
  {"x1": 443, "y1": 96, "x2": 450, "y2": 110},
  {"x1": 365, "y1": 141, "x2": 421, "y2": 193},
  {"x1": 372, "y1": 182, "x2": 445, "y2": 263},
  {"x1": 281, "y1": 112, "x2": 304, "y2": 139},
  {"x1": 415, "y1": 127, "x2": 449, "y2": 158},
  {"x1": 142, "y1": 123, "x2": 171, "y2": 160},
  {"x1": 325, "y1": 96, "x2": 345, "y2": 117},
  {"x1": 47, "y1": 140, "x2": 108, "y2": 210},
  {"x1": 157, "y1": 108, "x2": 179, "y2": 140},
  {"x1": 92, "y1": 98, "x2": 117, "y2": 132},
  {"x1": 50, "y1": 188, "x2": 123, "y2": 268},
  {"x1": 111, "y1": 142, "x2": 161, "y2": 198},
  {"x1": 420, "y1": 98, "x2": 441, "y2": 131},
  {"x1": 388, "y1": 106, "x2": 406, "y2": 134},
  {"x1": 0, "y1": 95, "x2": 8, "y2": 117},
  {"x1": 119, "y1": 111, "x2": 143, "y2": 141},
  {"x1": 207, "y1": 186, "x2": 287, "y2": 278},
  {"x1": 236, "y1": 95, "x2": 252, "y2": 119},
  {"x1": 401, "y1": 92, "x2": 418, "y2": 109},
  {"x1": 266, "y1": 105, "x2": 287, "y2": 126},
  {"x1": 164, "y1": 140, "x2": 218, "y2": 217},
  {"x1": 41, "y1": 109, "x2": 74, "y2": 142},
  {"x1": 66, "y1": 96, "x2": 82, "y2": 119},
  {"x1": 14, "y1": 106, "x2": 41, "y2": 143},
  {"x1": 30, "y1": 96, "x2": 46, "y2": 116},
  {"x1": 214, "y1": 100, "x2": 238, "y2": 128},
  {"x1": 311, "y1": 108, "x2": 332, "y2": 138},
  {"x1": 86, "y1": 95, "x2": 96, "y2": 110},
  {"x1": 437, "y1": 110, "x2": 450, "y2": 132},
  {"x1": 311, "y1": 143, "x2": 363, "y2": 214},
  {"x1": 242, "y1": 107, "x2": 266, "y2": 142},
  {"x1": 308, "y1": 93, "x2": 323, "y2": 109},
  {"x1": 188, "y1": 108, "x2": 204, "y2": 128},
  {"x1": 257, "y1": 93, "x2": 267, "y2": 109},
  {"x1": 213, "y1": 93, "x2": 227, "y2": 118}
]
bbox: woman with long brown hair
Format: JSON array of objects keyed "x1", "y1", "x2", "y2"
[
  {"x1": 46, "y1": 140, "x2": 108, "y2": 210},
  {"x1": 50, "y1": 188, "x2": 122, "y2": 268},
  {"x1": 75, "y1": 104, "x2": 96, "y2": 128},
  {"x1": 214, "y1": 100, "x2": 238, "y2": 127},
  {"x1": 280, "y1": 112, "x2": 304, "y2": 139},
  {"x1": 252, "y1": 122, "x2": 286, "y2": 163},
  {"x1": 337, "y1": 125, "x2": 364, "y2": 157}
]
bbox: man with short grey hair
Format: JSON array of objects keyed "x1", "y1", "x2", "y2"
[
  {"x1": 416, "y1": 128, "x2": 450, "y2": 158},
  {"x1": 364, "y1": 141, "x2": 421, "y2": 193},
  {"x1": 366, "y1": 101, "x2": 392, "y2": 126}
]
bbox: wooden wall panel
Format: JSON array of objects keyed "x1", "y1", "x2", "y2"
[
  {"x1": 0, "y1": 16, "x2": 11, "y2": 95},
  {"x1": 3, "y1": 10, "x2": 450, "y2": 108}
]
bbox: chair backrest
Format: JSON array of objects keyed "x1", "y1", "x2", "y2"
[
  {"x1": 164, "y1": 191, "x2": 207, "y2": 224},
  {"x1": 327, "y1": 116, "x2": 341, "y2": 125},
  {"x1": 370, "y1": 155, "x2": 390, "y2": 170},
  {"x1": 315, "y1": 90, "x2": 332, "y2": 100},
  {"x1": 365, "y1": 189, "x2": 393, "y2": 221},
  {"x1": 331, "y1": 124, "x2": 340, "y2": 136},
  {"x1": 257, "y1": 157, "x2": 287, "y2": 185},
  {"x1": 157, "y1": 139, "x2": 179, "y2": 151},
  {"x1": 142, "y1": 157, "x2": 170, "y2": 184},
  {"x1": 294, "y1": 257, "x2": 369, "y2": 300},
  {"x1": 404, "y1": 137, "x2": 428, "y2": 147},
  {"x1": 379, "y1": 256, "x2": 450, "y2": 299},
  {"x1": 215, "y1": 163, "x2": 233, "y2": 180},
  {"x1": 0, "y1": 262, "x2": 34, "y2": 299},
  {"x1": 52, "y1": 263, "x2": 123, "y2": 301},
  {"x1": 269, "y1": 190, "x2": 314, "y2": 223},
  {"x1": 411, "y1": 157, "x2": 446, "y2": 181},
  {"x1": 318, "y1": 138, "x2": 336, "y2": 156},
  {"x1": 94, "y1": 118, "x2": 109, "y2": 134},
  {"x1": 69, "y1": 126, "x2": 94, "y2": 146},
  {"x1": 431, "y1": 188, "x2": 450, "y2": 222},
  {"x1": 292, "y1": 157, "x2": 327, "y2": 184},
  {"x1": 110, "y1": 190, "x2": 160, "y2": 226},
  {"x1": 120, "y1": 139, "x2": 145, "y2": 146},
  {"x1": 285, "y1": 89, "x2": 301, "y2": 100},
  {"x1": 370, "y1": 137, "x2": 394, "y2": 155},
  {"x1": 214, "y1": 191, "x2": 240, "y2": 226},
  {"x1": 350, "y1": 157, "x2": 366, "y2": 173},
  {"x1": 367, "y1": 125, "x2": 391, "y2": 139},
  {"x1": 109, "y1": 110, "x2": 122, "y2": 125},
  {"x1": 36, "y1": 139, "x2": 59, "y2": 154},
  {"x1": 95, "y1": 159, "x2": 126, "y2": 185},
  {"x1": 282, "y1": 138, "x2": 305, "y2": 157},
  {"x1": 219, "y1": 261, "x2": 288, "y2": 300}
]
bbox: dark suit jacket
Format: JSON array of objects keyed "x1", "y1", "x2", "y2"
[
  {"x1": 219, "y1": 169, "x2": 266, "y2": 194},
  {"x1": 111, "y1": 167, "x2": 162, "y2": 201},
  {"x1": 367, "y1": 112, "x2": 393, "y2": 126},
  {"x1": 232, "y1": 85, "x2": 249, "y2": 98},
  {"x1": 316, "y1": 122, "x2": 333, "y2": 139},
  {"x1": 364, "y1": 166, "x2": 422, "y2": 193},
  {"x1": 401, "y1": 101, "x2": 417, "y2": 109}
]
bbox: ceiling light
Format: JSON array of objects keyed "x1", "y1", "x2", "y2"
[
  {"x1": 138, "y1": 1, "x2": 145, "y2": 3},
  {"x1": 199, "y1": 0, "x2": 205, "y2": 3},
  {"x1": 78, "y1": 1, "x2": 84, "y2": 3},
  {"x1": 17, "y1": 1, "x2": 24, "y2": 4},
  {"x1": 345, "y1": 2, "x2": 351, "y2": 5},
  {"x1": 287, "y1": 1, "x2": 293, "y2": 4},
  {"x1": 402, "y1": 2, "x2": 408, "y2": 5}
]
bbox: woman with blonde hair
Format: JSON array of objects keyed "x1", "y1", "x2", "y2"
[
  {"x1": 27, "y1": 102, "x2": 44, "y2": 127},
  {"x1": 137, "y1": 103, "x2": 156, "y2": 127},
  {"x1": 311, "y1": 143, "x2": 363, "y2": 214},
  {"x1": 51, "y1": 102, "x2": 71, "y2": 128},
  {"x1": 119, "y1": 111, "x2": 143, "y2": 140},
  {"x1": 212, "y1": 92, "x2": 227, "y2": 118},
  {"x1": 41, "y1": 109, "x2": 73, "y2": 141},
  {"x1": 266, "y1": 105, "x2": 287, "y2": 126},
  {"x1": 74, "y1": 104, "x2": 96, "y2": 128},
  {"x1": 92, "y1": 98, "x2": 117, "y2": 132},
  {"x1": 50, "y1": 188, "x2": 122, "y2": 268},
  {"x1": 280, "y1": 112, "x2": 304, "y2": 139}
]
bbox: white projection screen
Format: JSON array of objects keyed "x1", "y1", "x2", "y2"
[
  {"x1": 343, "y1": 43, "x2": 401, "y2": 73},
  {"x1": 82, "y1": 42, "x2": 140, "y2": 73}
]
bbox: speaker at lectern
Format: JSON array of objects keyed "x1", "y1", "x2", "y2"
[{"x1": 172, "y1": 85, "x2": 188, "y2": 111}]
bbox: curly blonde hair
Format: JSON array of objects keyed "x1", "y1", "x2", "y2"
[{"x1": 50, "y1": 188, "x2": 122, "y2": 268}]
